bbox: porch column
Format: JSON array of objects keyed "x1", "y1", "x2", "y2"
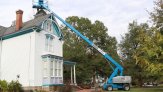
[
  {"x1": 73, "y1": 65, "x2": 77, "y2": 85},
  {"x1": 70, "y1": 66, "x2": 73, "y2": 85}
]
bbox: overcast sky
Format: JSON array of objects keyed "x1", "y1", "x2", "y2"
[{"x1": 0, "y1": 0, "x2": 154, "y2": 42}]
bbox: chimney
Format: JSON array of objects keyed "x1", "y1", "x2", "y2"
[{"x1": 16, "y1": 10, "x2": 23, "y2": 31}]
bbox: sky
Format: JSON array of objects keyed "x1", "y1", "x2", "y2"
[{"x1": 0, "y1": 0, "x2": 154, "y2": 42}]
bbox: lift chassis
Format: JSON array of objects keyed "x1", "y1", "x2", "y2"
[{"x1": 33, "y1": 0, "x2": 132, "y2": 91}]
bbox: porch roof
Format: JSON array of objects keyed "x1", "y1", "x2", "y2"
[{"x1": 64, "y1": 61, "x2": 76, "y2": 66}]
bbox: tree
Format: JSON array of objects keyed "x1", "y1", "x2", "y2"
[
  {"x1": 133, "y1": 27, "x2": 163, "y2": 80},
  {"x1": 119, "y1": 21, "x2": 150, "y2": 86},
  {"x1": 150, "y1": 0, "x2": 163, "y2": 34},
  {"x1": 146, "y1": 0, "x2": 163, "y2": 81},
  {"x1": 61, "y1": 16, "x2": 120, "y2": 85},
  {"x1": 119, "y1": 21, "x2": 163, "y2": 86},
  {"x1": 119, "y1": 0, "x2": 163, "y2": 85}
]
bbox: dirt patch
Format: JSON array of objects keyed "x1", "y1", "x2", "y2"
[{"x1": 76, "y1": 88, "x2": 104, "y2": 92}]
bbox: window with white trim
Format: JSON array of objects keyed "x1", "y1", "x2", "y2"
[
  {"x1": 44, "y1": 20, "x2": 53, "y2": 33},
  {"x1": 58, "y1": 60, "x2": 62, "y2": 76},
  {"x1": 42, "y1": 56, "x2": 63, "y2": 84},
  {"x1": 43, "y1": 58, "x2": 48, "y2": 77},
  {"x1": 50, "y1": 60, "x2": 53, "y2": 76},
  {"x1": 43, "y1": 19, "x2": 63, "y2": 40},
  {"x1": 45, "y1": 35, "x2": 54, "y2": 52},
  {"x1": 49, "y1": 58, "x2": 63, "y2": 77},
  {"x1": 53, "y1": 57, "x2": 63, "y2": 84}
]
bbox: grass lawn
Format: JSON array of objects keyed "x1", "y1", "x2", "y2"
[{"x1": 110, "y1": 87, "x2": 163, "y2": 92}]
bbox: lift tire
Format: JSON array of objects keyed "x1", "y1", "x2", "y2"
[
  {"x1": 124, "y1": 84, "x2": 130, "y2": 91},
  {"x1": 107, "y1": 85, "x2": 113, "y2": 91}
]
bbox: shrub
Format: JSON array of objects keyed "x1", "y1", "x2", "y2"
[
  {"x1": 8, "y1": 81, "x2": 24, "y2": 92},
  {"x1": 0, "y1": 80, "x2": 23, "y2": 92},
  {"x1": 0, "y1": 80, "x2": 8, "y2": 92}
]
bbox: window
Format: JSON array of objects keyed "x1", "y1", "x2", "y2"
[
  {"x1": 54, "y1": 58, "x2": 62, "y2": 77},
  {"x1": 45, "y1": 35, "x2": 54, "y2": 52},
  {"x1": 53, "y1": 58, "x2": 63, "y2": 84},
  {"x1": 42, "y1": 56, "x2": 63, "y2": 84},
  {"x1": 55, "y1": 59, "x2": 58, "y2": 76},
  {"x1": 50, "y1": 61, "x2": 53, "y2": 76},
  {"x1": 47, "y1": 57, "x2": 63, "y2": 77},
  {"x1": 58, "y1": 61, "x2": 62, "y2": 76},
  {"x1": 43, "y1": 58, "x2": 48, "y2": 77},
  {"x1": 44, "y1": 20, "x2": 53, "y2": 33},
  {"x1": 42, "y1": 19, "x2": 63, "y2": 40},
  {"x1": 49, "y1": 58, "x2": 62, "y2": 77}
]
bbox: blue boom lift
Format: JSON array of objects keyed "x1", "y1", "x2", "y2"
[{"x1": 33, "y1": 0, "x2": 131, "y2": 91}]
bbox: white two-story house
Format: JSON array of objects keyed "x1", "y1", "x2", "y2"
[{"x1": 0, "y1": 9, "x2": 64, "y2": 90}]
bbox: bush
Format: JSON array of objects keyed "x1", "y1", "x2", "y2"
[
  {"x1": 0, "y1": 80, "x2": 8, "y2": 92},
  {"x1": 8, "y1": 81, "x2": 23, "y2": 92},
  {"x1": 0, "y1": 80, "x2": 23, "y2": 92}
]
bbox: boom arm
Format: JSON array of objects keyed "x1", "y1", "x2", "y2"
[{"x1": 33, "y1": 0, "x2": 123, "y2": 84}]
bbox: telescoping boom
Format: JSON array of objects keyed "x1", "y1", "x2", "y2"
[{"x1": 33, "y1": 0, "x2": 131, "y2": 91}]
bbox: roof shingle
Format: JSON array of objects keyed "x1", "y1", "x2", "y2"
[{"x1": 0, "y1": 13, "x2": 51, "y2": 37}]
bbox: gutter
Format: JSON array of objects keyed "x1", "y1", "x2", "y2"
[{"x1": 0, "y1": 27, "x2": 41, "y2": 40}]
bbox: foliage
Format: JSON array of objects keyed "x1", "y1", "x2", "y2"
[
  {"x1": 119, "y1": 21, "x2": 163, "y2": 85},
  {"x1": 119, "y1": 0, "x2": 163, "y2": 86},
  {"x1": 61, "y1": 16, "x2": 120, "y2": 85},
  {"x1": 150, "y1": 0, "x2": 163, "y2": 34},
  {"x1": 8, "y1": 81, "x2": 23, "y2": 92},
  {"x1": 119, "y1": 22, "x2": 149, "y2": 85},
  {"x1": 0, "y1": 80, "x2": 8, "y2": 92},
  {"x1": 0, "y1": 80, "x2": 23, "y2": 92}
]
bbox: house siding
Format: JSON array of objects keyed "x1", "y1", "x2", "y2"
[{"x1": 0, "y1": 31, "x2": 35, "y2": 86}]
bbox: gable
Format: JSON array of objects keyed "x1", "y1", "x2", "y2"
[{"x1": 42, "y1": 17, "x2": 63, "y2": 40}]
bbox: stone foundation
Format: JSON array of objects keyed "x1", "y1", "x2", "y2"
[{"x1": 23, "y1": 86, "x2": 64, "y2": 92}]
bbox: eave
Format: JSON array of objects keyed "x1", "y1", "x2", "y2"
[{"x1": 0, "y1": 27, "x2": 41, "y2": 40}]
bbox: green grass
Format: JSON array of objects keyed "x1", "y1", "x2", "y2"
[{"x1": 110, "y1": 87, "x2": 163, "y2": 92}]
